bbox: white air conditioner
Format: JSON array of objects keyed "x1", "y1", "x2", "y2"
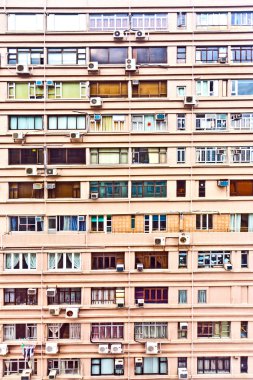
[
  {"x1": 116, "y1": 263, "x2": 124, "y2": 272},
  {"x1": 47, "y1": 288, "x2": 57, "y2": 297},
  {"x1": 49, "y1": 369, "x2": 57, "y2": 380},
  {"x1": 49, "y1": 306, "x2": 60, "y2": 316},
  {"x1": 180, "y1": 322, "x2": 188, "y2": 330},
  {"x1": 178, "y1": 368, "x2": 188, "y2": 379},
  {"x1": 137, "y1": 263, "x2": 144, "y2": 272},
  {"x1": 90, "y1": 97, "x2": 102, "y2": 107},
  {"x1": 65, "y1": 307, "x2": 79, "y2": 319},
  {"x1": 27, "y1": 288, "x2": 37, "y2": 295},
  {"x1": 184, "y1": 96, "x2": 197, "y2": 106},
  {"x1": 113, "y1": 30, "x2": 124, "y2": 39},
  {"x1": 125, "y1": 58, "x2": 136, "y2": 71},
  {"x1": 16, "y1": 64, "x2": 30, "y2": 75},
  {"x1": 98, "y1": 344, "x2": 109, "y2": 354},
  {"x1": 135, "y1": 358, "x2": 143, "y2": 367},
  {"x1": 12, "y1": 131, "x2": 24, "y2": 140},
  {"x1": 46, "y1": 183, "x2": 56, "y2": 190},
  {"x1": 224, "y1": 263, "x2": 233, "y2": 271},
  {"x1": 45, "y1": 342, "x2": 58, "y2": 354},
  {"x1": 137, "y1": 298, "x2": 144, "y2": 307},
  {"x1": 21, "y1": 369, "x2": 32, "y2": 380},
  {"x1": 154, "y1": 237, "x2": 165, "y2": 246},
  {"x1": 0, "y1": 344, "x2": 8, "y2": 356},
  {"x1": 116, "y1": 298, "x2": 124, "y2": 307},
  {"x1": 146, "y1": 342, "x2": 158, "y2": 354},
  {"x1": 70, "y1": 131, "x2": 81, "y2": 140},
  {"x1": 33, "y1": 183, "x2": 43, "y2": 190},
  {"x1": 155, "y1": 113, "x2": 166, "y2": 121},
  {"x1": 46, "y1": 80, "x2": 54, "y2": 86},
  {"x1": 231, "y1": 114, "x2": 242, "y2": 120},
  {"x1": 135, "y1": 30, "x2": 146, "y2": 39},
  {"x1": 115, "y1": 358, "x2": 124, "y2": 370},
  {"x1": 46, "y1": 168, "x2": 58, "y2": 176},
  {"x1": 179, "y1": 233, "x2": 190, "y2": 245},
  {"x1": 88, "y1": 62, "x2": 99, "y2": 71},
  {"x1": 26, "y1": 167, "x2": 37, "y2": 176},
  {"x1": 90, "y1": 192, "x2": 99, "y2": 200},
  {"x1": 218, "y1": 57, "x2": 227, "y2": 63},
  {"x1": 111, "y1": 344, "x2": 122, "y2": 354}
]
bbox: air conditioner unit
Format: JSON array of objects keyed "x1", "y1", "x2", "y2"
[
  {"x1": 21, "y1": 369, "x2": 32, "y2": 380},
  {"x1": 145, "y1": 342, "x2": 158, "y2": 354},
  {"x1": 155, "y1": 113, "x2": 166, "y2": 121},
  {"x1": 12, "y1": 131, "x2": 24, "y2": 140},
  {"x1": 46, "y1": 183, "x2": 56, "y2": 190},
  {"x1": 46, "y1": 168, "x2": 58, "y2": 176},
  {"x1": 45, "y1": 342, "x2": 58, "y2": 354},
  {"x1": 26, "y1": 167, "x2": 37, "y2": 176},
  {"x1": 0, "y1": 344, "x2": 8, "y2": 356},
  {"x1": 27, "y1": 288, "x2": 37, "y2": 295},
  {"x1": 90, "y1": 192, "x2": 99, "y2": 200},
  {"x1": 231, "y1": 114, "x2": 242, "y2": 120},
  {"x1": 65, "y1": 307, "x2": 79, "y2": 319},
  {"x1": 88, "y1": 62, "x2": 99, "y2": 71},
  {"x1": 90, "y1": 97, "x2": 102, "y2": 107},
  {"x1": 36, "y1": 80, "x2": 43, "y2": 86},
  {"x1": 179, "y1": 233, "x2": 190, "y2": 245},
  {"x1": 70, "y1": 131, "x2": 81, "y2": 140},
  {"x1": 94, "y1": 114, "x2": 102, "y2": 121},
  {"x1": 154, "y1": 237, "x2": 165, "y2": 246},
  {"x1": 137, "y1": 298, "x2": 144, "y2": 307},
  {"x1": 116, "y1": 298, "x2": 125, "y2": 307},
  {"x1": 115, "y1": 359, "x2": 124, "y2": 370},
  {"x1": 224, "y1": 263, "x2": 233, "y2": 271},
  {"x1": 135, "y1": 30, "x2": 146, "y2": 39},
  {"x1": 33, "y1": 183, "x2": 43, "y2": 190},
  {"x1": 98, "y1": 344, "x2": 109, "y2": 354},
  {"x1": 78, "y1": 216, "x2": 85, "y2": 221},
  {"x1": 137, "y1": 263, "x2": 144, "y2": 272},
  {"x1": 135, "y1": 358, "x2": 143, "y2": 367},
  {"x1": 49, "y1": 369, "x2": 58, "y2": 379},
  {"x1": 113, "y1": 30, "x2": 124, "y2": 39},
  {"x1": 184, "y1": 96, "x2": 197, "y2": 106},
  {"x1": 116, "y1": 263, "x2": 124, "y2": 272},
  {"x1": 46, "y1": 80, "x2": 54, "y2": 86},
  {"x1": 49, "y1": 306, "x2": 60, "y2": 316},
  {"x1": 16, "y1": 64, "x2": 30, "y2": 75},
  {"x1": 47, "y1": 288, "x2": 57, "y2": 297},
  {"x1": 35, "y1": 216, "x2": 43, "y2": 222},
  {"x1": 125, "y1": 58, "x2": 136, "y2": 71},
  {"x1": 217, "y1": 179, "x2": 229, "y2": 187},
  {"x1": 179, "y1": 322, "x2": 188, "y2": 330},
  {"x1": 218, "y1": 57, "x2": 227, "y2": 63},
  {"x1": 178, "y1": 368, "x2": 188, "y2": 379},
  {"x1": 111, "y1": 344, "x2": 122, "y2": 354}
]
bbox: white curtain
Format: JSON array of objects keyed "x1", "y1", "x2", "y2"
[
  {"x1": 248, "y1": 214, "x2": 253, "y2": 232},
  {"x1": 48, "y1": 323, "x2": 63, "y2": 339},
  {"x1": 5, "y1": 254, "x2": 12, "y2": 269},
  {"x1": 4, "y1": 325, "x2": 15, "y2": 340},
  {"x1": 143, "y1": 358, "x2": 158, "y2": 374},
  {"x1": 70, "y1": 323, "x2": 81, "y2": 339},
  {"x1": 48, "y1": 253, "x2": 56, "y2": 269},
  {"x1": 230, "y1": 214, "x2": 241, "y2": 232},
  {"x1": 101, "y1": 359, "x2": 114, "y2": 374},
  {"x1": 30, "y1": 253, "x2": 37, "y2": 269}
]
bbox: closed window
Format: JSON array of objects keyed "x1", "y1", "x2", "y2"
[
  {"x1": 48, "y1": 148, "x2": 85, "y2": 164},
  {"x1": 196, "y1": 214, "x2": 213, "y2": 230},
  {"x1": 230, "y1": 180, "x2": 253, "y2": 196},
  {"x1": 47, "y1": 323, "x2": 81, "y2": 339},
  {"x1": 198, "y1": 290, "x2": 207, "y2": 303},
  {"x1": 8, "y1": 82, "x2": 44, "y2": 100},
  {"x1": 177, "y1": 86, "x2": 186, "y2": 96},
  {"x1": 241, "y1": 357, "x2": 248, "y2": 373},
  {"x1": 4, "y1": 324, "x2": 37, "y2": 340},
  {"x1": 132, "y1": 81, "x2": 167, "y2": 97},
  {"x1": 48, "y1": 253, "x2": 81, "y2": 270},
  {"x1": 232, "y1": 80, "x2": 253, "y2": 96},
  {"x1": 132, "y1": 181, "x2": 167, "y2": 198},
  {"x1": 230, "y1": 113, "x2": 253, "y2": 131},
  {"x1": 90, "y1": 115, "x2": 126, "y2": 132},
  {"x1": 178, "y1": 357, "x2": 187, "y2": 369},
  {"x1": 179, "y1": 252, "x2": 187, "y2": 268},
  {"x1": 9, "y1": 116, "x2": 43, "y2": 130},
  {"x1": 231, "y1": 147, "x2": 253, "y2": 163},
  {"x1": 132, "y1": 114, "x2": 167, "y2": 132},
  {"x1": 241, "y1": 251, "x2": 248, "y2": 268},
  {"x1": 90, "y1": 81, "x2": 128, "y2": 97},
  {"x1": 196, "y1": 147, "x2": 226, "y2": 163},
  {"x1": 90, "y1": 148, "x2": 128, "y2": 164},
  {"x1": 47, "y1": 14, "x2": 86, "y2": 31},
  {"x1": 91, "y1": 288, "x2": 119, "y2": 305},
  {"x1": 4, "y1": 288, "x2": 38, "y2": 305},
  {"x1": 9, "y1": 148, "x2": 43, "y2": 165},
  {"x1": 131, "y1": 13, "x2": 168, "y2": 30},
  {"x1": 90, "y1": 182, "x2": 128, "y2": 198},
  {"x1": 47, "y1": 48, "x2": 86, "y2": 65},
  {"x1": 231, "y1": 46, "x2": 253, "y2": 63},
  {"x1": 196, "y1": 47, "x2": 227, "y2": 63},
  {"x1": 92, "y1": 253, "x2": 124, "y2": 270},
  {"x1": 135, "y1": 252, "x2": 168, "y2": 269},
  {"x1": 196, "y1": 114, "x2": 227, "y2": 131},
  {"x1": 9, "y1": 182, "x2": 44, "y2": 199},
  {"x1": 5, "y1": 252, "x2": 36, "y2": 270},
  {"x1": 135, "y1": 287, "x2": 168, "y2": 304},
  {"x1": 198, "y1": 251, "x2": 231, "y2": 268},
  {"x1": 134, "y1": 322, "x2": 167, "y2": 339},
  {"x1": 10, "y1": 216, "x2": 44, "y2": 232},
  {"x1": 135, "y1": 358, "x2": 167, "y2": 375},
  {"x1": 47, "y1": 182, "x2": 80, "y2": 198},
  {"x1": 91, "y1": 358, "x2": 124, "y2": 376},
  {"x1": 196, "y1": 80, "x2": 218, "y2": 96},
  {"x1": 197, "y1": 322, "x2": 230, "y2": 338},
  {"x1": 196, "y1": 13, "x2": 228, "y2": 26},
  {"x1": 177, "y1": 180, "x2": 186, "y2": 197},
  {"x1": 48, "y1": 216, "x2": 85, "y2": 232},
  {"x1": 197, "y1": 357, "x2": 230, "y2": 374},
  {"x1": 177, "y1": 148, "x2": 186, "y2": 163},
  {"x1": 91, "y1": 323, "x2": 124, "y2": 341},
  {"x1": 89, "y1": 13, "x2": 129, "y2": 31},
  {"x1": 47, "y1": 82, "x2": 88, "y2": 99},
  {"x1": 132, "y1": 148, "x2": 166, "y2": 164},
  {"x1": 178, "y1": 290, "x2": 187, "y2": 304},
  {"x1": 8, "y1": 13, "x2": 44, "y2": 31},
  {"x1": 199, "y1": 180, "x2": 206, "y2": 197},
  {"x1": 47, "y1": 287, "x2": 81, "y2": 304},
  {"x1": 177, "y1": 47, "x2": 186, "y2": 63},
  {"x1": 48, "y1": 116, "x2": 86, "y2": 130},
  {"x1": 48, "y1": 359, "x2": 80, "y2": 375},
  {"x1": 132, "y1": 47, "x2": 167, "y2": 64},
  {"x1": 90, "y1": 216, "x2": 112, "y2": 233},
  {"x1": 8, "y1": 48, "x2": 44, "y2": 65},
  {"x1": 90, "y1": 47, "x2": 127, "y2": 64},
  {"x1": 177, "y1": 114, "x2": 186, "y2": 130},
  {"x1": 231, "y1": 12, "x2": 253, "y2": 26},
  {"x1": 4, "y1": 359, "x2": 37, "y2": 375}
]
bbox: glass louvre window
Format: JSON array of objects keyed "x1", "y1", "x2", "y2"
[
  {"x1": 90, "y1": 216, "x2": 112, "y2": 233},
  {"x1": 48, "y1": 148, "x2": 85, "y2": 164},
  {"x1": 4, "y1": 323, "x2": 37, "y2": 340},
  {"x1": 47, "y1": 359, "x2": 80, "y2": 375},
  {"x1": 9, "y1": 116, "x2": 43, "y2": 130},
  {"x1": 47, "y1": 14, "x2": 86, "y2": 31},
  {"x1": 4, "y1": 359, "x2": 37, "y2": 375},
  {"x1": 230, "y1": 214, "x2": 253, "y2": 232},
  {"x1": 132, "y1": 181, "x2": 167, "y2": 198},
  {"x1": 132, "y1": 81, "x2": 167, "y2": 97},
  {"x1": 91, "y1": 288, "x2": 116, "y2": 304},
  {"x1": 10, "y1": 216, "x2": 44, "y2": 232},
  {"x1": 231, "y1": 47, "x2": 253, "y2": 63},
  {"x1": 5, "y1": 253, "x2": 36, "y2": 270},
  {"x1": 231, "y1": 12, "x2": 253, "y2": 26},
  {"x1": 132, "y1": 114, "x2": 167, "y2": 132},
  {"x1": 90, "y1": 148, "x2": 128, "y2": 164},
  {"x1": 4, "y1": 288, "x2": 38, "y2": 305},
  {"x1": 196, "y1": 147, "x2": 226, "y2": 163},
  {"x1": 91, "y1": 358, "x2": 124, "y2": 376},
  {"x1": 90, "y1": 47, "x2": 127, "y2": 64},
  {"x1": 196, "y1": 80, "x2": 218, "y2": 96},
  {"x1": 89, "y1": 13, "x2": 129, "y2": 31},
  {"x1": 135, "y1": 358, "x2": 167, "y2": 375},
  {"x1": 197, "y1": 251, "x2": 231, "y2": 268},
  {"x1": 131, "y1": 13, "x2": 168, "y2": 30},
  {"x1": 9, "y1": 182, "x2": 44, "y2": 199},
  {"x1": 196, "y1": 47, "x2": 227, "y2": 63},
  {"x1": 177, "y1": 148, "x2": 186, "y2": 163},
  {"x1": 7, "y1": 14, "x2": 44, "y2": 31},
  {"x1": 196, "y1": 114, "x2": 227, "y2": 131},
  {"x1": 48, "y1": 116, "x2": 86, "y2": 130},
  {"x1": 90, "y1": 181, "x2": 128, "y2": 198},
  {"x1": 177, "y1": 47, "x2": 186, "y2": 63},
  {"x1": 47, "y1": 82, "x2": 88, "y2": 99},
  {"x1": 144, "y1": 215, "x2": 167, "y2": 232},
  {"x1": 198, "y1": 290, "x2": 207, "y2": 303},
  {"x1": 48, "y1": 216, "x2": 86, "y2": 232},
  {"x1": 231, "y1": 113, "x2": 253, "y2": 130},
  {"x1": 47, "y1": 323, "x2": 81, "y2": 339},
  {"x1": 135, "y1": 252, "x2": 168, "y2": 269},
  {"x1": 197, "y1": 357, "x2": 230, "y2": 374},
  {"x1": 47, "y1": 48, "x2": 86, "y2": 65},
  {"x1": 196, "y1": 214, "x2": 213, "y2": 230},
  {"x1": 178, "y1": 290, "x2": 187, "y2": 304},
  {"x1": 47, "y1": 182, "x2": 80, "y2": 198},
  {"x1": 135, "y1": 287, "x2": 168, "y2": 303},
  {"x1": 134, "y1": 322, "x2": 168, "y2": 339},
  {"x1": 47, "y1": 288, "x2": 81, "y2": 305},
  {"x1": 91, "y1": 323, "x2": 124, "y2": 341},
  {"x1": 197, "y1": 322, "x2": 230, "y2": 338},
  {"x1": 232, "y1": 80, "x2": 253, "y2": 95},
  {"x1": 230, "y1": 181, "x2": 253, "y2": 196},
  {"x1": 92, "y1": 253, "x2": 124, "y2": 270},
  {"x1": 90, "y1": 115, "x2": 126, "y2": 132},
  {"x1": 9, "y1": 148, "x2": 44, "y2": 165},
  {"x1": 90, "y1": 81, "x2": 128, "y2": 97},
  {"x1": 7, "y1": 48, "x2": 44, "y2": 65},
  {"x1": 48, "y1": 253, "x2": 81, "y2": 270},
  {"x1": 132, "y1": 148, "x2": 166, "y2": 164},
  {"x1": 132, "y1": 47, "x2": 167, "y2": 64},
  {"x1": 196, "y1": 13, "x2": 228, "y2": 26}
]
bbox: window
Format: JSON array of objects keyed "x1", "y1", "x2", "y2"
[
  {"x1": 9, "y1": 148, "x2": 43, "y2": 165},
  {"x1": 232, "y1": 80, "x2": 253, "y2": 96},
  {"x1": 177, "y1": 180, "x2": 186, "y2": 197},
  {"x1": 89, "y1": 13, "x2": 129, "y2": 31},
  {"x1": 241, "y1": 321, "x2": 248, "y2": 338},
  {"x1": 48, "y1": 253, "x2": 81, "y2": 270},
  {"x1": 196, "y1": 147, "x2": 226, "y2": 164},
  {"x1": 135, "y1": 358, "x2": 167, "y2": 375},
  {"x1": 135, "y1": 252, "x2": 168, "y2": 269},
  {"x1": 47, "y1": 323, "x2": 81, "y2": 340},
  {"x1": 230, "y1": 214, "x2": 253, "y2": 232},
  {"x1": 8, "y1": 48, "x2": 44, "y2": 65},
  {"x1": 91, "y1": 288, "x2": 122, "y2": 305},
  {"x1": 132, "y1": 81, "x2": 167, "y2": 97},
  {"x1": 91, "y1": 358, "x2": 124, "y2": 376},
  {"x1": 196, "y1": 80, "x2": 218, "y2": 96},
  {"x1": 177, "y1": 12, "x2": 186, "y2": 27},
  {"x1": 196, "y1": 114, "x2": 227, "y2": 131},
  {"x1": 179, "y1": 252, "x2": 187, "y2": 268},
  {"x1": 8, "y1": 82, "x2": 44, "y2": 100},
  {"x1": 196, "y1": 13, "x2": 228, "y2": 26},
  {"x1": 230, "y1": 180, "x2": 253, "y2": 196},
  {"x1": 8, "y1": 13, "x2": 44, "y2": 31},
  {"x1": 9, "y1": 182, "x2": 44, "y2": 199},
  {"x1": 196, "y1": 214, "x2": 213, "y2": 230},
  {"x1": 90, "y1": 182, "x2": 128, "y2": 198},
  {"x1": 5, "y1": 252, "x2": 36, "y2": 270},
  {"x1": 134, "y1": 322, "x2": 167, "y2": 339},
  {"x1": 90, "y1": 148, "x2": 128, "y2": 164},
  {"x1": 198, "y1": 251, "x2": 231, "y2": 268},
  {"x1": 132, "y1": 114, "x2": 167, "y2": 132},
  {"x1": 48, "y1": 359, "x2": 80, "y2": 375},
  {"x1": 132, "y1": 181, "x2": 167, "y2": 198},
  {"x1": 91, "y1": 323, "x2": 124, "y2": 341},
  {"x1": 196, "y1": 47, "x2": 227, "y2": 63},
  {"x1": 197, "y1": 357, "x2": 230, "y2": 374},
  {"x1": 47, "y1": 182, "x2": 80, "y2": 198},
  {"x1": 231, "y1": 148, "x2": 253, "y2": 164},
  {"x1": 90, "y1": 115, "x2": 126, "y2": 132},
  {"x1": 177, "y1": 114, "x2": 186, "y2": 130},
  {"x1": 4, "y1": 359, "x2": 37, "y2": 375},
  {"x1": 92, "y1": 253, "x2": 124, "y2": 270},
  {"x1": 131, "y1": 215, "x2": 136, "y2": 229},
  {"x1": 135, "y1": 287, "x2": 168, "y2": 304},
  {"x1": 178, "y1": 322, "x2": 187, "y2": 339},
  {"x1": 177, "y1": 86, "x2": 186, "y2": 96},
  {"x1": 47, "y1": 82, "x2": 88, "y2": 99},
  {"x1": 90, "y1": 81, "x2": 128, "y2": 97},
  {"x1": 47, "y1": 14, "x2": 86, "y2": 31},
  {"x1": 177, "y1": 47, "x2": 186, "y2": 63},
  {"x1": 4, "y1": 324, "x2": 37, "y2": 340},
  {"x1": 241, "y1": 357, "x2": 248, "y2": 373},
  {"x1": 48, "y1": 148, "x2": 85, "y2": 164},
  {"x1": 10, "y1": 216, "x2": 44, "y2": 232},
  {"x1": 241, "y1": 251, "x2": 248, "y2": 268},
  {"x1": 131, "y1": 13, "x2": 168, "y2": 30},
  {"x1": 132, "y1": 148, "x2": 167, "y2": 164},
  {"x1": 91, "y1": 216, "x2": 112, "y2": 233},
  {"x1": 47, "y1": 288, "x2": 81, "y2": 305},
  {"x1": 47, "y1": 48, "x2": 86, "y2": 65},
  {"x1": 177, "y1": 148, "x2": 186, "y2": 163},
  {"x1": 48, "y1": 216, "x2": 86, "y2": 232},
  {"x1": 9, "y1": 115, "x2": 43, "y2": 130},
  {"x1": 4, "y1": 288, "x2": 38, "y2": 305},
  {"x1": 231, "y1": 46, "x2": 253, "y2": 63},
  {"x1": 178, "y1": 357, "x2": 187, "y2": 369},
  {"x1": 48, "y1": 116, "x2": 86, "y2": 130},
  {"x1": 178, "y1": 290, "x2": 187, "y2": 304},
  {"x1": 231, "y1": 113, "x2": 253, "y2": 130},
  {"x1": 198, "y1": 322, "x2": 230, "y2": 338},
  {"x1": 132, "y1": 47, "x2": 167, "y2": 64},
  {"x1": 198, "y1": 180, "x2": 206, "y2": 197},
  {"x1": 198, "y1": 290, "x2": 207, "y2": 303},
  {"x1": 90, "y1": 47, "x2": 127, "y2": 64},
  {"x1": 231, "y1": 12, "x2": 253, "y2": 26}
]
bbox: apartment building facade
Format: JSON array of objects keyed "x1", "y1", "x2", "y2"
[{"x1": 0, "y1": 0, "x2": 252, "y2": 379}]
